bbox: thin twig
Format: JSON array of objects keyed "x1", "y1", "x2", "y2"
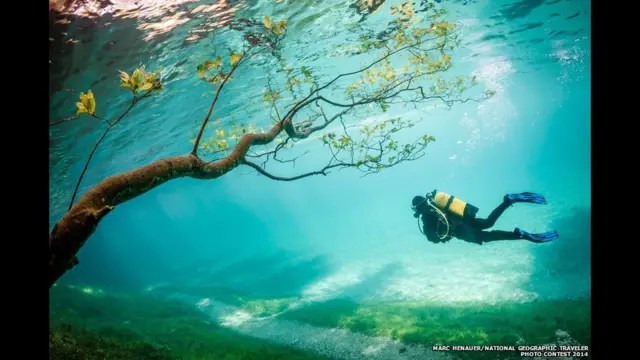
[
  {"x1": 68, "y1": 89, "x2": 153, "y2": 210},
  {"x1": 50, "y1": 116, "x2": 79, "y2": 126}
]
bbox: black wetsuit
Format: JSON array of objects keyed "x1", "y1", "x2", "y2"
[{"x1": 420, "y1": 200, "x2": 520, "y2": 245}]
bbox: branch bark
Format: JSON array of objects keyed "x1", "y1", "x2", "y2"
[
  {"x1": 50, "y1": 116, "x2": 79, "y2": 126},
  {"x1": 68, "y1": 91, "x2": 153, "y2": 210},
  {"x1": 49, "y1": 116, "x2": 296, "y2": 288},
  {"x1": 191, "y1": 53, "x2": 247, "y2": 155},
  {"x1": 49, "y1": 20, "x2": 479, "y2": 289}
]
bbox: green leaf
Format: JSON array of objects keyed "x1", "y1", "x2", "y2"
[{"x1": 301, "y1": 67, "x2": 312, "y2": 79}]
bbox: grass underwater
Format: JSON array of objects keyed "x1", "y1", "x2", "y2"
[{"x1": 49, "y1": 284, "x2": 590, "y2": 360}]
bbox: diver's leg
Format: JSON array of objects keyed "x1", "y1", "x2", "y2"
[
  {"x1": 475, "y1": 229, "x2": 521, "y2": 243},
  {"x1": 469, "y1": 201, "x2": 511, "y2": 230}
]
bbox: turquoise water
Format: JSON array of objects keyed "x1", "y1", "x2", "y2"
[{"x1": 49, "y1": 0, "x2": 590, "y2": 358}]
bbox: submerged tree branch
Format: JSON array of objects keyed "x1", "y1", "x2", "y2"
[
  {"x1": 49, "y1": 14, "x2": 493, "y2": 290},
  {"x1": 241, "y1": 159, "x2": 345, "y2": 181},
  {"x1": 68, "y1": 90, "x2": 153, "y2": 210},
  {"x1": 50, "y1": 116, "x2": 79, "y2": 126},
  {"x1": 191, "y1": 52, "x2": 249, "y2": 155},
  {"x1": 50, "y1": 116, "x2": 293, "y2": 287}
]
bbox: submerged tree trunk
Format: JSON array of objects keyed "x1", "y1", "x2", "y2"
[
  {"x1": 48, "y1": 14, "x2": 479, "y2": 288},
  {"x1": 48, "y1": 122, "x2": 287, "y2": 288}
]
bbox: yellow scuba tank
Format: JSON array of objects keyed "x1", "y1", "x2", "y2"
[{"x1": 432, "y1": 192, "x2": 479, "y2": 221}]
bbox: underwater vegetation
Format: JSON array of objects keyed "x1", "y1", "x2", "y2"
[
  {"x1": 50, "y1": 283, "x2": 589, "y2": 360},
  {"x1": 49, "y1": 285, "x2": 331, "y2": 360},
  {"x1": 279, "y1": 298, "x2": 589, "y2": 353},
  {"x1": 49, "y1": 1, "x2": 590, "y2": 359}
]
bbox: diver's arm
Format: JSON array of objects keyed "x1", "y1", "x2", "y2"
[
  {"x1": 421, "y1": 212, "x2": 442, "y2": 243},
  {"x1": 425, "y1": 227, "x2": 441, "y2": 243}
]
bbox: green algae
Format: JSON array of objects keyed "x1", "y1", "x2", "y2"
[
  {"x1": 195, "y1": 291, "x2": 590, "y2": 359},
  {"x1": 280, "y1": 298, "x2": 590, "y2": 345},
  {"x1": 241, "y1": 297, "x2": 300, "y2": 317},
  {"x1": 49, "y1": 285, "x2": 331, "y2": 360},
  {"x1": 50, "y1": 283, "x2": 590, "y2": 360},
  {"x1": 277, "y1": 298, "x2": 590, "y2": 360}
]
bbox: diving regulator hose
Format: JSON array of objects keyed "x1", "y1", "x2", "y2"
[{"x1": 417, "y1": 201, "x2": 451, "y2": 240}]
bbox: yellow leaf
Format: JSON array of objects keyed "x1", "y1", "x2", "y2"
[
  {"x1": 216, "y1": 139, "x2": 229, "y2": 150},
  {"x1": 79, "y1": 91, "x2": 96, "y2": 115},
  {"x1": 140, "y1": 83, "x2": 153, "y2": 91},
  {"x1": 264, "y1": 15, "x2": 272, "y2": 30},
  {"x1": 230, "y1": 53, "x2": 242, "y2": 66},
  {"x1": 131, "y1": 68, "x2": 142, "y2": 86},
  {"x1": 203, "y1": 60, "x2": 216, "y2": 71},
  {"x1": 76, "y1": 102, "x2": 88, "y2": 115},
  {"x1": 119, "y1": 71, "x2": 130, "y2": 84},
  {"x1": 86, "y1": 90, "x2": 96, "y2": 114},
  {"x1": 216, "y1": 129, "x2": 225, "y2": 137},
  {"x1": 278, "y1": 20, "x2": 287, "y2": 32}
]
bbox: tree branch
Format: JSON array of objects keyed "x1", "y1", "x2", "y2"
[
  {"x1": 50, "y1": 116, "x2": 79, "y2": 126},
  {"x1": 241, "y1": 159, "x2": 344, "y2": 181},
  {"x1": 191, "y1": 52, "x2": 248, "y2": 155},
  {"x1": 68, "y1": 90, "x2": 153, "y2": 210},
  {"x1": 49, "y1": 16, "x2": 492, "y2": 290},
  {"x1": 92, "y1": 114, "x2": 113, "y2": 126},
  {"x1": 280, "y1": 36, "x2": 443, "y2": 123},
  {"x1": 50, "y1": 116, "x2": 293, "y2": 287}
]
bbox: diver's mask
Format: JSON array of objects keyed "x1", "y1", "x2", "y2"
[
  {"x1": 412, "y1": 204, "x2": 423, "y2": 218},
  {"x1": 412, "y1": 190, "x2": 437, "y2": 218}
]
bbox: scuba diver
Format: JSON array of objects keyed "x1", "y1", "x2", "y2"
[{"x1": 411, "y1": 190, "x2": 559, "y2": 245}]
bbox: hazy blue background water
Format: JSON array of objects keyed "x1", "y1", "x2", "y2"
[{"x1": 49, "y1": 0, "x2": 590, "y2": 308}]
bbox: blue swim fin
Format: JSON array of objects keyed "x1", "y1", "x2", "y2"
[
  {"x1": 515, "y1": 228, "x2": 559, "y2": 243},
  {"x1": 505, "y1": 192, "x2": 547, "y2": 205}
]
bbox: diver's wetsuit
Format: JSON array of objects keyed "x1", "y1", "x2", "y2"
[{"x1": 420, "y1": 200, "x2": 520, "y2": 245}]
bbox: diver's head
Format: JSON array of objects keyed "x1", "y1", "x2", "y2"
[{"x1": 411, "y1": 195, "x2": 428, "y2": 218}]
